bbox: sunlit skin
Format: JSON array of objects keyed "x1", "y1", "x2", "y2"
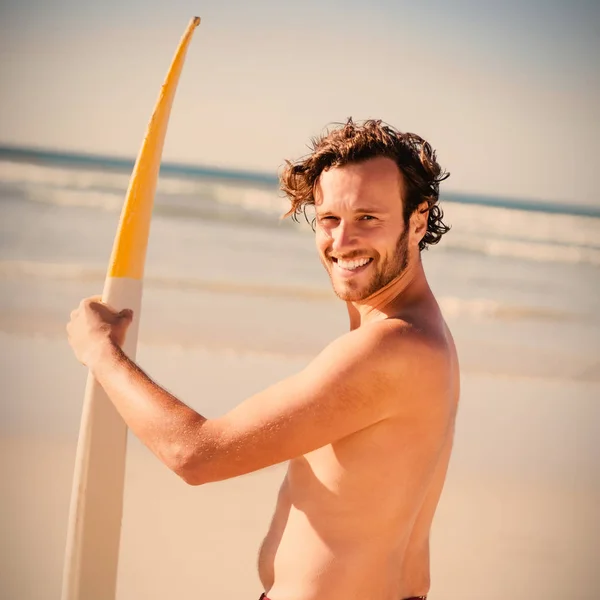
[
  {"x1": 67, "y1": 156, "x2": 459, "y2": 600},
  {"x1": 315, "y1": 157, "x2": 411, "y2": 307}
]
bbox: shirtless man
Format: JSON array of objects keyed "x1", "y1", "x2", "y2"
[{"x1": 67, "y1": 118, "x2": 459, "y2": 600}]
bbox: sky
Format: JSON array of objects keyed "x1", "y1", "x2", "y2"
[{"x1": 0, "y1": 0, "x2": 598, "y2": 205}]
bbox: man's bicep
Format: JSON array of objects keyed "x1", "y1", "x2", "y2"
[{"x1": 202, "y1": 331, "x2": 396, "y2": 480}]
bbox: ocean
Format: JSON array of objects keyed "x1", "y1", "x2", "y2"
[
  {"x1": 1, "y1": 146, "x2": 599, "y2": 598},
  {"x1": 0, "y1": 145, "x2": 598, "y2": 379}
]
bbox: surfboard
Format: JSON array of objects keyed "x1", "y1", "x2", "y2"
[{"x1": 61, "y1": 17, "x2": 201, "y2": 600}]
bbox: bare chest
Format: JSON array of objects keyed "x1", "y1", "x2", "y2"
[{"x1": 287, "y1": 423, "x2": 436, "y2": 529}]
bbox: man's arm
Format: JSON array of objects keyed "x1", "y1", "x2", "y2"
[{"x1": 72, "y1": 301, "x2": 437, "y2": 485}]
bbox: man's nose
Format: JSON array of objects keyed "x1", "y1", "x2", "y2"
[{"x1": 331, "y1": 221, "x2": 357, "y2": 253}]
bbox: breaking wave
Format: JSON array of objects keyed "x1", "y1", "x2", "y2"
[{"x1": 1, "y1": 157, "x2": 600, "y2": 267}]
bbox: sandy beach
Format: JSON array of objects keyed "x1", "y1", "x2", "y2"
[
  {"x1": 1, "y1": 151, "x2": 600, "y2": 599},
  {"x1": 1, "y1": 275, "x2": 599, "y2": 600},
  {"x1": 1, "y1": 0, "x2": 599, "y2": 595}
]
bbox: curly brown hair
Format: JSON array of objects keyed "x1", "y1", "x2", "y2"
[{"x1": 280, "y1": 118, "x2": 450, "y2": 251}]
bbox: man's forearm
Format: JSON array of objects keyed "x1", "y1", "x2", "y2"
[{"x1": 89, "y1": 341, "x2": 209, "y2": 480}]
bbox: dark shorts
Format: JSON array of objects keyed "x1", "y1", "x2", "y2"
[{"x1": 259, "y1": 595, "x2": 427, "y2": 599}]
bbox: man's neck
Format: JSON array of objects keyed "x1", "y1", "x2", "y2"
[{"x1": 346, "y1": 258, "x2": 431, "y2": 330}]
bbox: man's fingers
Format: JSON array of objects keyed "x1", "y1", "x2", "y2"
[
  {"x1": 84, "y1": 295, "x2": 124, "y2": 316},
  {"x1": 72, "y1": 296, "x2": 133, "y2": 324},
  {"x1": 119, "y1": 308, "x2": 134, "y2": 321},
  {"x1": 87, "y1": 295, "x2": 109, "y2": 310}
]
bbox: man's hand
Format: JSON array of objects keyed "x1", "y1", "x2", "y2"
[{"x1": 67, "y1": 296, "x2": 133, "y2": 367}]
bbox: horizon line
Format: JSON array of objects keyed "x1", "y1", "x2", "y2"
[{"x1": 1, "y1": 142, "x2": 598, "y2": 219}]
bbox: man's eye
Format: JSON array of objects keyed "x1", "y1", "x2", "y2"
[
  {"x1": 360, "y1": 215, "x2": 375, "y2": 221},
  {"x1": 319, "y1": 216, "x2": 339, "y2": 221}
]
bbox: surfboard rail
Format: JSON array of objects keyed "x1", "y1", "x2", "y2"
[{"x1": 61, "y1": 17, "x2": 201, "y2": 600}]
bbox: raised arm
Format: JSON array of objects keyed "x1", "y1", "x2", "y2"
[{"x1": 67, "y1": 298, "x2": 434, "y2": 485}]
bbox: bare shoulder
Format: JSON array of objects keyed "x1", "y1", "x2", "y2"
[
  {"x1": 325, "y1": 317, "x2": 452, "y2": 375},
  {"x1": 379, "y1": 316, "x2": 455, "y2": 372},
  {"x1": 319, "y1": 317, "x2": 456, "y2": 414}
]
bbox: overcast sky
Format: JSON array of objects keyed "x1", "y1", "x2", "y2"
[{"x1": 0, "y1": 0, "x2": 598, "y2": 205}]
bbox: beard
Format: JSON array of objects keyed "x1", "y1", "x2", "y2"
[{"x1": 326, "y1": 228, "x2": 410, "y2": 302}]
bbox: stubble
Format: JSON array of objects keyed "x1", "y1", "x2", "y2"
[{"x1": 329, "y1": 228, "x2": 410, "y2": 302}]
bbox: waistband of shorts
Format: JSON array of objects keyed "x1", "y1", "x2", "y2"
[{"x1": 259, "y1": 594, "x2": 427, "y2": 599}]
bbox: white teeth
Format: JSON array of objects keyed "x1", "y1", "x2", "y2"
[{"x1": 336, "y1": 257, "x2": 371, "y2": 270}]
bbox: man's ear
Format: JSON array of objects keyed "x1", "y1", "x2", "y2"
[{"x1": 412, "y1": 201, "x2": 429, "y2": 244}]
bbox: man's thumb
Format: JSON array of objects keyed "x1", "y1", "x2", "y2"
[{"x1": 119, "y1": 308, "x2": 134, "y2": 321}]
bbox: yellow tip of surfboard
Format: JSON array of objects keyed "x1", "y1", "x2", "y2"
[{"x1": 107, "y1": 17, "x2": 201, "y2": 281}]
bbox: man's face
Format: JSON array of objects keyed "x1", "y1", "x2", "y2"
[{"x1": 315, "y1": 157, "x2": 410, "y2": 302}]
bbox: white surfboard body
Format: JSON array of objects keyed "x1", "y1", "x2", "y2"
[{"x1": 62, "y1": 18, "x2": 201, "y2": 600}]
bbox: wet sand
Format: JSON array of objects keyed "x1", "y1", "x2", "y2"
[{"x1": 1, "y1": 331, "x2": 599, "y2": 599}]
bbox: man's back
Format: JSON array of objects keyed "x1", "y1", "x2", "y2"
[{"x1": 259, "y1": 312, "x2": 460, "y2": 600}]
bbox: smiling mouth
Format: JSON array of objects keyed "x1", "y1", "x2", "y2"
[{"x1": 331, "y1": 257, "x2": 373, "y2": 273}]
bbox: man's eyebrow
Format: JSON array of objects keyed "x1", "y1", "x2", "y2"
[
  {"x1": 353, "y1": 207, "x2": 386, "y2": 214},
  {"x1": 315, "y1": 207, "x2": 386, "y2": 215}
]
